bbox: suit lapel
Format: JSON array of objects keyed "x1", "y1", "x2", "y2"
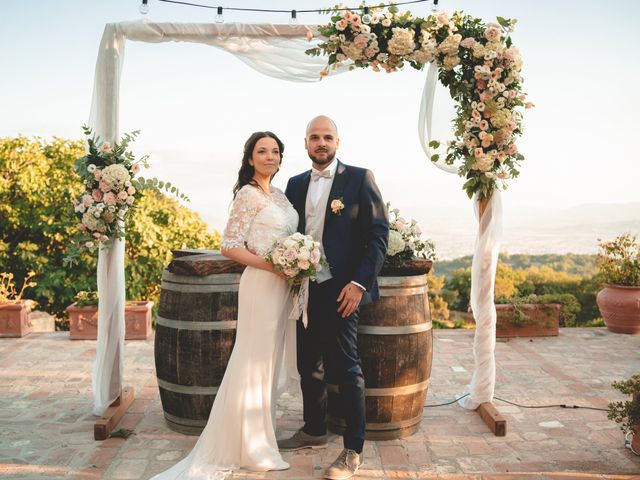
[
  {"x1": 297, "y1": 171, "x2": 311, "y2": 233},
  {"x1": 325, "y1": 160, "x2": 348, "y2": 225}
]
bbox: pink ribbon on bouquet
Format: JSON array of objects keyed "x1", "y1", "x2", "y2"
[{"x1": 288, "y1": 277, "x2": 310, "y2": 328}]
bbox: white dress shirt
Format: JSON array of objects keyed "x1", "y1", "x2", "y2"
[{"x1": 308, "y1": 159, "x2": 338, "y2": 208}]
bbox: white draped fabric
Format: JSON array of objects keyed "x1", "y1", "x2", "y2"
[
  {"x1": 417, "y1": 64, "x2": 504, "y2": 409},
  {"x1": 88, "y1": 19, "x2": 501, "y2": 415}
]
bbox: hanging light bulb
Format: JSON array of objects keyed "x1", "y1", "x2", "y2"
[
  {"x1": 361, "y1": 6, "x2": 371, "y2": 24},
  {"x1": 139, "y1": 0, "x2": 149, "y2": 15},
  {"x1": 431, "y1": 0, "x2": 439, "y2": 13},
  {"x1": 215, "y1": 6, "x2": 224, "y2": 23},
  {"x1": 289, "y1": 9, "x2": 298, "y2": 25}
]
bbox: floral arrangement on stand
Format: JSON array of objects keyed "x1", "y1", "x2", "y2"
[
  {"x1": 64, "y1": 126, "x2": 188, "y2": 266},
  {"x1": 307, "y1": 5, "x2": 532, "y2": 200},
  {"x1": 385, "y1": 203, "x2": 435, "y2": 272}
]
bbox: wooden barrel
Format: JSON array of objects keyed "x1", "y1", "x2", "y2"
[
  {"x1": 155, "y1": 251, "x2": 244, "y2": 435},
  {"x1": 327, "y1": 273, "x2": 433, "y2": 440}
]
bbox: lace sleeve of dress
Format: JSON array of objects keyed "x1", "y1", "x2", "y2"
[{"x1": 221, "y1": 186, "x2": 261, "y2": 250}]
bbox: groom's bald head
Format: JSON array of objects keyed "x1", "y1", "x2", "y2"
[
  {"x1": 306, "y1": 115, "x2": 338, "y2": 137},
  {"x1": 305, "y1": 115, "x2": 340, "y2": 169}
]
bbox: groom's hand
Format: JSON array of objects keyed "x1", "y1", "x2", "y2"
[{"x1": 337, "y1": 283, "x2": 364, "y2": 318}]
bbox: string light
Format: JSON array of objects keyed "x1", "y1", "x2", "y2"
[
  {"x1": 215, "y1": 6, "x2": 224, "y2": 23},
  {"x1": 361, "y1": 6, "x2": 371, "y2": 24},
  {"x1": 289, "y1": 9, "x2": 298, "y2": 25},
  {"x1": 139, "y1": 0, "x2": 150, "y2": 14},
  {"x1": 431, "y1": 0, "x2": 439, "y2": 13},
  {"x1": 155, "y1": 0, "x2": 432, "y2": 19}
]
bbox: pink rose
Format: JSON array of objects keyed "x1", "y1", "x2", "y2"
[
  {"x1": 507, "y1": 144, "x2": 518, "y2": 155},
  {"x1": 92, "y1": 189, "x2": 103, "y2": 201},
  {"x1": 436, "y1": 11, "x2": 448, "y2": 26},
  {"x1": 460, "y1": 37, "x2": 476, "y2": 49},
  {"x1": 82, "y1": 195, "x2": 93, "y2": 207},
  {"x1": 354, "y1": 34, "x2": 368, "y2": 48},
  {"x1": 99, "y1": 181, "x2": 112, "y2": 193},
  {"x1": 94, "y1": 169, "x2": 102, "y2": 180},
  {"x1": 126, "y1": 196, "x2": 135, "y2": 205},
  {"x1": 117, "y1": 191, "x2": 128, "y2": 201},
  {"x1": 474, "y1": 147, "x2": 484, "y2": 158},
  {"x1": 336, "y1": 20, "x2": 348, "y2": 31},
  {"x1": 131, "y1": 164, "x2": 141, "y2": 175},
  {"x1": 283, "y1": 267, "x2": 299, "y2": 278},
  {"x1": 104, "y1": 192, "x2": 117, "y2": 206},
  {"x1": 127, "y1": 186, "x2": 136, "y2": 195}
]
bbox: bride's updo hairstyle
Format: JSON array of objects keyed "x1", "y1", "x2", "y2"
[{"x1": 233, "y1": 131, "x2": 285, "y2": 198}]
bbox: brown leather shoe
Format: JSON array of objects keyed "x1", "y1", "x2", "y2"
[
  {"x1": 323, "y1": 448, "x2": 362, "y2": 480},
  {"x1": 277, "y1": 429, "x2": 328, "y2": 452}
]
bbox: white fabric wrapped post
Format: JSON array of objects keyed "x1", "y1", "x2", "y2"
[
  {"x1": 417, "y1": 63, "x2": 504, "y2": 410},
  {"x1": 458, "y1": 192, "x2": 503, "y2": 409},
  {"x1": 88, "y1": 24, "x2": 127, "y2": 415}
]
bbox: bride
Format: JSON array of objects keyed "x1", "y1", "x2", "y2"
[{"x1": 151, "y1": 131, "x2": 299, "y2": 479}]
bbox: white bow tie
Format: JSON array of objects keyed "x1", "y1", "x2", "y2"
[{"x1": 311, "y1": 169, "x2": 332, "y2": 182}]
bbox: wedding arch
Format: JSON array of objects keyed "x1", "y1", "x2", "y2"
[{"x1": 87, "y1": 9, "x2": 528, "y2": 432}]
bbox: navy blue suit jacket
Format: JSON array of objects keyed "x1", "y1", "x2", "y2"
[{"x1": 285, "y1": 160, "x2": 389, "y2": 305}]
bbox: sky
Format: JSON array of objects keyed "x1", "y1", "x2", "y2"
[{"x1": 1, "y1": 0, "x2": 639, "y2": 255}]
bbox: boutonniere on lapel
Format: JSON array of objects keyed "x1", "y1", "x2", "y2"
[{"x1": 330, "y1": 197, "x2": 345, "y2": 215}]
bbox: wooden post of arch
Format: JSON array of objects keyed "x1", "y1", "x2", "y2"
[{"x1": 474, "y1": 194, "x2": 507, "y2": 437}]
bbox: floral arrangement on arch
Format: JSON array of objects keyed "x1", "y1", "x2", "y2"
[
  {"x1": 385, "y1": 203, "x2": 436, "y2": 268},
  {"x1": 64, "y1": 126, "x2": 188, "y2": 266},
  {"x1": 307, "y1": 5, "x2": 533, "y2": 200}
]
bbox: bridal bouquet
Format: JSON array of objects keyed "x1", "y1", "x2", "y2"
[
  {"x1": 385, "y1": 203, "x2": 436, "y2": 268},
  {"x1": 64, "y1": 126, "x2": 187, "y2": 266},
  {"x1": 265, "y1": 232, "x2": 326, "y2": 285},
  {"x1": 266, "y1": 233, "x2": 327, "y2": 328}
]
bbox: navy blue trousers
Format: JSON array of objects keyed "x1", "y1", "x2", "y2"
[{"x1": 297, "y1": 279, "x2": 366, "y2": 453}]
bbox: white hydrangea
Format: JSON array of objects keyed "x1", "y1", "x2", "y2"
[
  {"x1": 387, "y1": 27, "x2": 416, "y2": 56},
  {"x1": 387, "y1": 230, "x2": 406, "y2": 256},
  {"x1": 101, "y1": 164, "x2": 131, "y2": 190}
]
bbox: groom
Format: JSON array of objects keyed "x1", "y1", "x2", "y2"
[{"x1": 280, "y1": 115, "x2": 389, "y2": 480}]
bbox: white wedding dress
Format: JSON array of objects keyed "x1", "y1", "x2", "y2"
[{"x1": 152, "y1": 184, "x2": 299, "y2": 480}]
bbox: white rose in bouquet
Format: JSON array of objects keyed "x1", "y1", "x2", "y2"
[{"x1": 388, "y1": 230, "x2": 406, "y2": 256}]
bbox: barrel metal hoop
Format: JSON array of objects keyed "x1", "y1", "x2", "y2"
[
  {"x1": 157, "y1": 378, "x2": 220, "y2": 395},
  {"x1": 379, "y1": 287, "x2": 426, "y2": 297},
  {"x1": 357, "y1": 322, "x2": 432, "y2": 335},
  {"x1": 160, "y1": 282, "x2": 239, "y2": 293},
  {"x1": 156, "y1": 316, "x2": 237, "y2": 331},
  {"x1": 163, "y1": 411, "x2": 209, "y2": 427},
  {"x1": 327, "y1": 378, "x2": 430, "y2": 396},
  {"x1": 328, "y1": 413, "x2": 423, "y2": 431},
  {"x1": 162, "y1": 270, "x2": 241, "y2": 285},
  {"x1": 377, "y1": 276, "x2": 427, "y2": 288}
]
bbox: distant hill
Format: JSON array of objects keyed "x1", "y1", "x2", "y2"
[{"x1": 433, "y1": 253, "x2": 598, "y2": 280}]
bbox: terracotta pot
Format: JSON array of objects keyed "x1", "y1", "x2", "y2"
[
  {"x1": 596, "y1": 284, "x2": 640, "y2": 335},
  {"x1": 495, "y1": 303, "x2": 560, "y2": 338},
  {"x1": 0, "y1": 300, "x2": 34, "y2": 337},
  {"x1": 67, "y1": 300, "x2": 154, "y2": 340}
]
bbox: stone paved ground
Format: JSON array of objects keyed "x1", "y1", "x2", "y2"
[{"x1": 1, "y1": 328, "x2": 639, "y2": 480}]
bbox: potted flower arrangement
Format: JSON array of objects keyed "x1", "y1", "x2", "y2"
[
  {"x1": 607, "y1": 375, "x2": 640, "y2": 454},
  {"x1": 596, "y1": 234, "x2": 640, "y2": 334},
  {"x1": 67, "y1": 291, "x2": 153, "y2": 340},
  {"x1": 382, "y1": 203, "x2": 436, "y2": 276},
  {"x1": 0, "y1": 271, "x2": 37, "y2": 338}
]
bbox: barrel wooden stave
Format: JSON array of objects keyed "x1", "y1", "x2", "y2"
[
  {"x1": 155, "y1": 266, "x2": 239, "y2": 435},
  {"x1": 327, "y1": 274, "x2": 433, "y2": 440}
]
